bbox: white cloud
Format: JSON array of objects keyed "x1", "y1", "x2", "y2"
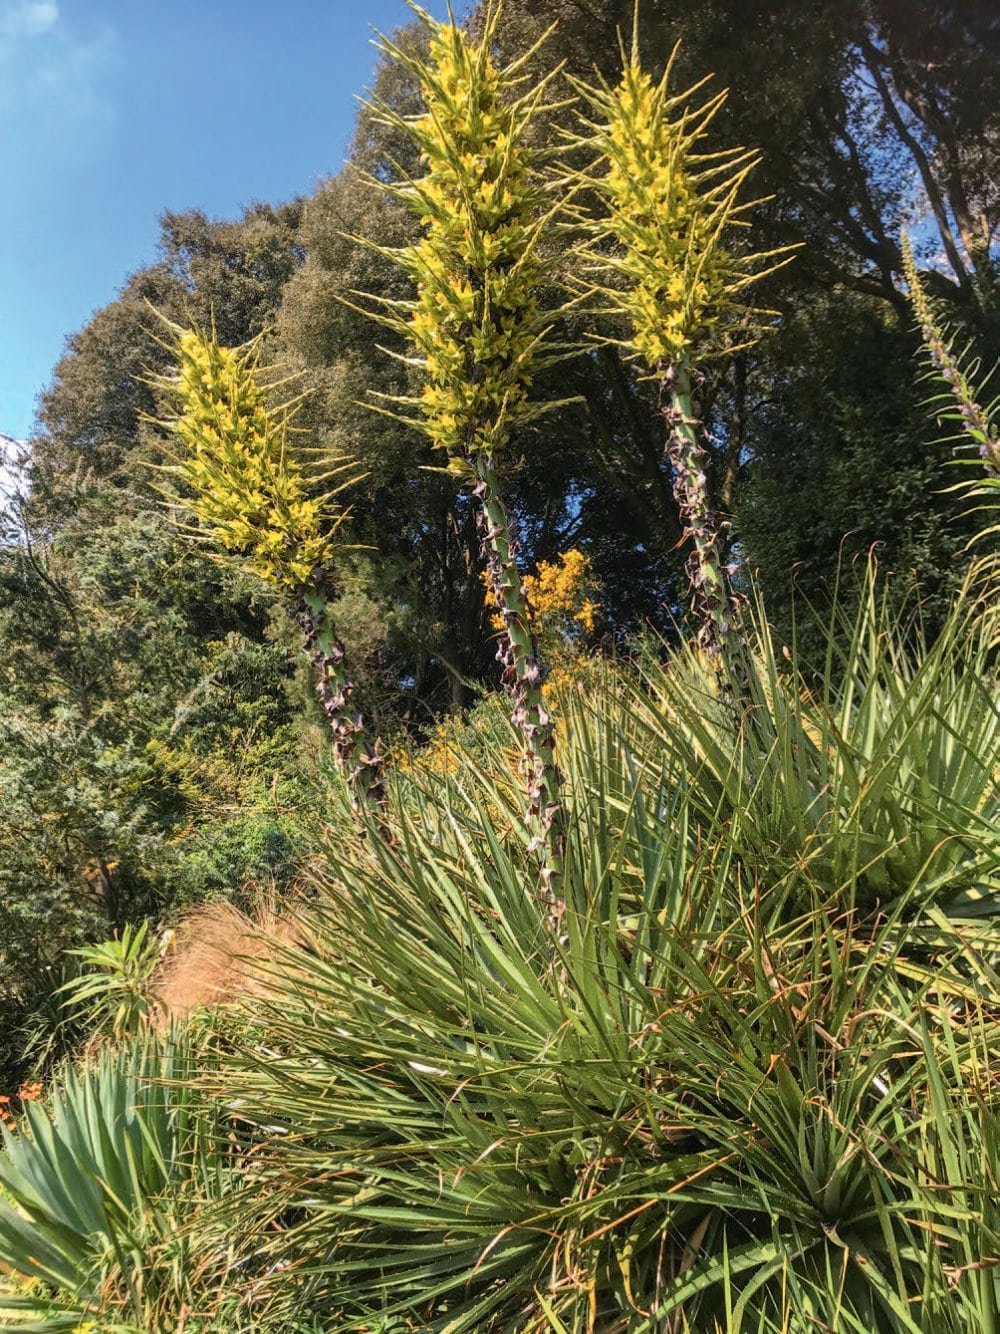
[
  {"x1": 0, "y1": 2, "x2": 116, "y2": 162},
  {"x1": 0, "y1": 0, "x2": 59, "y2": 40}
]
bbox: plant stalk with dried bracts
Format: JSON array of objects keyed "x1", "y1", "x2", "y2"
[
  {"x1": 153, "y1": 324, "x2": 384, "y2": 810},
  {"x1": 902, "y1": 231, "x2": 1000, "y2": 478},
  {"x1": 353, "y1": 3, "x2": 577, "y2": 898},
  {"x1": 901, "y1": 233, "x2": 1000, "y2": 568},
  {"x1": 568, "y1": 37, "x2": 795, "y2": 675}
]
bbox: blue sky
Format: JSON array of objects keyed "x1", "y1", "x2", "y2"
[{"x1": 0, "y1": 0, "x2": 449, "y2": 440}]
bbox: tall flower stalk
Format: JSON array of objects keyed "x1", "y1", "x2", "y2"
[
  {"x1": 901, "y1": 231, "x2": 1000, "y2": 481},
  {"x1": 153, "y1": 324, "x2": 384, "y2": 810},
  {"x1": 569, "y1": 39, "x2": 794, "y2": 672},
  {"x1": 354, "y1": 3, "x2": 575, "y2": 898}
]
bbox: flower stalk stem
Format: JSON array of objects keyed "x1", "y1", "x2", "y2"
[
  {"x1": 473, "y1": 455, "x2": 563, "y2": 903},
  {"x1": 901, "y1": 232, "x2": 1000, "y2": 478},
  {"x1": 658, "y1": 358, "x2": 736, "y2": 663},
  {"x1": 297, "y1": 574, "x2": 385, "y2": 814}
]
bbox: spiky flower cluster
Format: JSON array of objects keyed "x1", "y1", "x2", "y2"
[
  {"x1": 901, "y1": 232, "x2": 1000, "y2": 478},
  {"x1": 364, "y1": 7, "x2": 564, "y2": 459},
  {"x1": 161, "y1": 330, "x2": 339, "y2": 590},
  {"x1": 572, "y1": 50, "x2": 790, "y2": 366}
]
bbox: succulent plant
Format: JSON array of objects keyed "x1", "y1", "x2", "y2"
[{"x1": 569, "y1": 35, "x2": 795, "y2": 667}]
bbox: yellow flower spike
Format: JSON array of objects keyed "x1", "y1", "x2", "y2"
[
  {"x1": 569, "y1": 41, "x2": 796, "y2": 367},
  {"x1": 149, "y1": 319, "x2": 386, "y2": 813},
  {"x1": 902, "y1": 229, "x2": 1000, "y2": 484},
  {"x1": 353, "y1": 2, "x2": 581, "y2": 901},
  {"x1": 567, "y1": 24, "x2": 797, "y2": 680},
  {"x1": 351, "y1": 2, "x2": 579, "y2": 463},
  {"x1": 151, "y1": 324, "x2": 358, "y2": 595}
]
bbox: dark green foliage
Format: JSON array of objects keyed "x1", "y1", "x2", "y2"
[
  {"x1": 0, "y1": 506, "x2": 310, "y2": 1085},
  {"x1": 737, "y1": 292, "x2": 993, "y2": 645}
]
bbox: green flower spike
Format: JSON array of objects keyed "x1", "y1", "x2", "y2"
[
  {"x1": 902, "y1": 232, "x2": 1000, "y2": 481},
  {"x1": 569, "y1": 31, "x2": 796, "y2": 668},
  {"x1": 352, "y1": 2, "x2": 580, "y2": 902},
  {"x1": 152, "y1": 322, "x2": 384, "y2": 809}
]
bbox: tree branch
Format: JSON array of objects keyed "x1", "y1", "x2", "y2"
[{"x1": 858, "y1": 26, "x2": 970, "y2": 292}]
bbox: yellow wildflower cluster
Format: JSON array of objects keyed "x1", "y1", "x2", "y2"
[
  {"x1": 162, "y1": 329, "x2": 339, "y2": 592},
  {"x1": 573, "y1": 51, "x2": 792, "y2": 366},
  {"x1": 394, "y1": 705, "x2": 518, "y2": 783},
  {"x1": 523, "y1": 548, "x2": 600, "y2": 637},
  {"x1": 483, "y1": 548, "x2": 599, "y2": 641},
  {"x1": 394, "y1": 717, "x2": 461, "y2": 779},
  {"x1": 371, "y1": 10, "x2": 560, "y2": 459},
  {"x1": 545, "y1": 659, "x2": 592, "y2": 695}
]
